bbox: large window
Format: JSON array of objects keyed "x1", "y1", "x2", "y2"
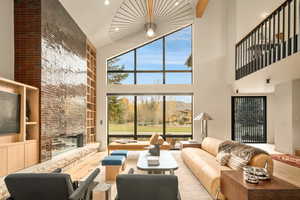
[
  {"x1": 232, "y1": 96, "x2": 267, "y2": 143},
  {"x1": 108, "y1": 95, "x2": 193, "y2": 142},
  {"x1": 107, "y1": 26, "x2": 192, "y2": 85}
]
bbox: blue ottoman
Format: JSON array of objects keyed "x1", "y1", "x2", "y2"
[
  {"x1": 111, "y1": 150, "x2": 129, "y2": 158},
  {"x1": 102, "y1": 156, "x2": 125, "y2": 181}
]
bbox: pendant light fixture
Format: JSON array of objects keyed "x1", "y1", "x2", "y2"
[
  {"x1": 145, "y1": 0, "x2": 156, "y2": 38},
  {"x1": 145, "y1": 23, "x2": 156, "y2": 38}
]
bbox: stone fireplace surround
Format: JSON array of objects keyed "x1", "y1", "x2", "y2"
[
  {"x1": 0, "y1": 144, "x2": 99, "y2": 200},
  {"x1": 14, "y1": 0, "x2": 88, "y2": 161}
]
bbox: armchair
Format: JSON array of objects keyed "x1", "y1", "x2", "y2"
[
  {"x1": 115, "y1": 169, "x2": 181, "y2": 200},
  {"x1": 4, "y1": 168, "x2": 100, "y2": 200}
]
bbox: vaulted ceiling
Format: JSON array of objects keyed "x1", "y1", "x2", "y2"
[{"x1": 59, "y1": 0, "x2": 203, "y2": 48}]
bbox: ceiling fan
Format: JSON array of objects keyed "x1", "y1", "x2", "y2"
[
  {"x1": 144, "y1": 0, "x2": 209, "y2": 38},
  {"x1": 109, "y1": 0, "x2": 209, "y2": 41}
]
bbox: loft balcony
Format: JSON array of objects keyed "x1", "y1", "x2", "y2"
[{"x1": 235, "y1": 0, "x2": 300, "y2": 92}]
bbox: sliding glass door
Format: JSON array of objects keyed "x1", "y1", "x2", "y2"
[{"x1": 108, "y1": 95, "x2": 193, "y2": 143}]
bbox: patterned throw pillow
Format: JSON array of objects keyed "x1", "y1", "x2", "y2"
[
  {"x1": 149, "y1": 133, "x2": 159, "y2": 145},
  {"x1": 216, "y1": 151, "x2": 231, "y2": 166},
  {"x1": 227, "y1": 154, "x2": 248, "y2": 170}
]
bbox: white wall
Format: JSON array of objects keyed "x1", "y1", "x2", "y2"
[
  {"x1": 0, "y1": 0, "x2": 14, "y2": 80},
  {"x1": 274, "y1": 81, "x2": 293, "y2": 153},
  {"x1": 274, "y1": 80, "x2": 300, "y2": 153},
  {"x1": 292, "y1": 80, "x2": 300, "y2": 151},
  {"x1": 235, "y1": 0, "x2": 286, "y2": 42},
  {"x1": 96, "y1": 0, "x2": 231, "y2": 150}
]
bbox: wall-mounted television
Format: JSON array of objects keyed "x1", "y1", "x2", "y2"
[{"x1": 0, "y1": 91, "x2": 21, "y2": 134}]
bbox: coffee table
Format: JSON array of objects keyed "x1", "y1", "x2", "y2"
[{"x1": 137, "y1": 151, "x2": 178, "y2": 175}]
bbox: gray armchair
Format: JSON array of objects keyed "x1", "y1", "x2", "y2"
[
  {"x1": 115, "y1": 169, "x2": 181, "y2": 200},
  {"x1": 4, "y1": 168, "x2": 100, "y2": 200}
]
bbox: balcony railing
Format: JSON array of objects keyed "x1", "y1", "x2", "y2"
[{"x1": 235, "y1": 0, "x2": 299, "y2": 80}]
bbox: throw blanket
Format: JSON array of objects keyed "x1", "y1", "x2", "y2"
[{"x1": 219, "y1": 141, "x2": 268, "y2": 162}]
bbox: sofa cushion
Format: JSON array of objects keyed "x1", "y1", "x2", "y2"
[
  {"x1": 249, "y1": 154, "x2": 274, "y2": 174},
  {"x1": 201, "y1": 137, "x2": 224, "y2": 156},
  {"x1": 102, "y1": 156, "x2": 125, "y2": 166},
  {"x1": 111, "y1": 150, "x2": 129, "y2": 157},
  {"x1": 181, "y1": 148, "x2": 231, "y2": 198}
]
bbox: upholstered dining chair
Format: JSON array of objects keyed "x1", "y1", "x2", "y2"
[
  {"x1": 4, "y1": 168, "x2": 100, "y2": 200},
  {"x1": 115, "y1": 168, "x2": 181, "y2": 200}
]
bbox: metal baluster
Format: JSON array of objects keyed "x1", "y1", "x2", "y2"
[
  {"x1": 278, "y1": 9, "x2": 281, "y2": 61},
  {"x1": 269, "y1": 16, "x2": 272, "y2": 65},
  {"x1": 288, "y1": 0, "x2": 292, "y2": 55},
  {"x1": 294, "y1": 0, "x2": 298, "y2": 52},
  {"x1": 283, "y1": 4, "x2": 286, "y2": 58},
  {"x1": 258, "y1": 26, "x2": 261, "y2": 70},
  {"x1": 273, "y1": 12, "x2": 277, "y2": 63},
  {"x1": 235, "y1": 45, "x2": 238, "y2": 80}
]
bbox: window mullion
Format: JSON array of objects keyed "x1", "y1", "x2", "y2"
[
  {"x1": 163, "y1": 96, "x2": 166, "y2": 139},
  {"x1": 134, "y1": 96, "x2": 137, "y2": 140},
  {"x1": 163, "y1": 37, "x2": 166, "y2": 84},
  {"x1": 134, "y1": 49, "x2": 137, "y2": 84}
]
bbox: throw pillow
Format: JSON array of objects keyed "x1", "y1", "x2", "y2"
[
  {"x1": 149, "y1": 133, "x2": 159, "y2": 145},
  {"x1": 227, "y1": 154, "x2": 248, "y2": 170},
  {"x1": 157, "y1": 136, "x2": 164, "y2": 145},
  {"x1": 216, "y1": 151, "x2": 231, "y2": 166}
]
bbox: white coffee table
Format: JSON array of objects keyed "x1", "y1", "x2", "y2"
[{"x1": 137, "y1": 151, "x2": 178, "y2": 174}]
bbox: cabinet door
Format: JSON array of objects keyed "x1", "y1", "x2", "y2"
[
  {"x1": 25, "y1": 141, "x2": 39, "y2": 167},
  {"x1": 7, "y1": 144, "x2": 25, "y2": 173},
  {"x1": 0, "y1": 147, "x2": 8, "y2": 176}
]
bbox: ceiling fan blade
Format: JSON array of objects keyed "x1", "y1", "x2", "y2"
[{"x1": 146, "y1": 0, "x2": 154, "y2": 23}]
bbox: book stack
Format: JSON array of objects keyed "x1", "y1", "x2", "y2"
[{"x1": 147, "y1": 156, "x2": 160, "y2": 166}]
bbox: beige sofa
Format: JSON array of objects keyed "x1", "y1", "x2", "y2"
[{"x1": 181, "y1": 137, "x2": 273, "y2": 200}]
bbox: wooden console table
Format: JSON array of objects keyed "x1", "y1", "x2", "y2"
[{"x1": 221, "y1": 170, "x2": 300, "y2": 200}]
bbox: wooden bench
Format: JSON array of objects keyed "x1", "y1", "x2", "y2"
[{"x1": 108, "y1": 141, "x2": 171, "y2": 154}]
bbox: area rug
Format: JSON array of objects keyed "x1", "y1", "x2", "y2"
[
  {"x1": 271, "y1": 154, "x2": 300, "y2": 168},
  {"x1": 91, "y1": 151, "x2": 212, "y2": 200}
]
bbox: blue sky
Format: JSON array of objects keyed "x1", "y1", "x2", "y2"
[{"x1": 109, "y1": 26, "x2": 192, "y2": 85}]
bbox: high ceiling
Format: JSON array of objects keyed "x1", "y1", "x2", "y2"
[{"x1": 60, "y1": 0, "x2": 198, "y2": 48}]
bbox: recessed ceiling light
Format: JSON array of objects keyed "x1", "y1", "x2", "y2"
[
  {"x1": 175, "y1": 1, "x2": 179, "y2": 6},
  {"x1": 104, "y1": 0, "x2": 110, "y2": 6},
  {"x1": 115, "y1": 27, "x2": 119, "y2": 31}
]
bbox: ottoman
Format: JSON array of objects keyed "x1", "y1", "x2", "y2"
[
  {"x1": 111, "y1": 150, "x2": 129, "y2": 157},
  {"x1": 102, "y1": 156, "x2": 125, "y2": 181}
]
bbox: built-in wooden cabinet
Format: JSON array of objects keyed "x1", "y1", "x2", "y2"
[
  {"x1": 0, "y1": 147, "x2": 8, "y2": 176},
  {"x1": 86, "y1": 40, "x2": 97, "y2": 143},
  {"x1": 0, "y1": 78, "x2": 40, "y2": 176}
]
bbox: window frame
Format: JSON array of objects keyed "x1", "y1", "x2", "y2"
[
  {"x1": 107, "y1": 25, "x2": 193, "y2": 85},
  {"x1": 107, "y1": 94, "x2": 193, "y2": 143}
]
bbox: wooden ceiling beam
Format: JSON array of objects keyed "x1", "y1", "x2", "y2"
[
  {"x1": 146, "y1": 0, "x2": 154, "y2": 23},
  {"x1": 196, "y1": 0, "x2": 209, "y2": 18}
]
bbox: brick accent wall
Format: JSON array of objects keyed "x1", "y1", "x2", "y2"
[
  {"x1": 14, "y1": 0, "x2": 41, "y2": 88},
  {"x1": 14, "y1": 0, "x2": 87, "y2": 162}
]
